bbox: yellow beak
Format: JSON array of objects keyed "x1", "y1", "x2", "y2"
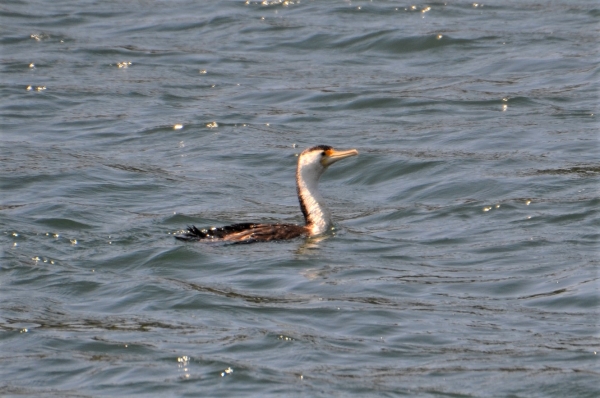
[{"x1": 321, "y1": 148, "x2": 359, "y2": 167}]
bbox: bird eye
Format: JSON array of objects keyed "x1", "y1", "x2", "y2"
[{"x1": 321, "y1": 151, "x2": 326, "y2": 156}]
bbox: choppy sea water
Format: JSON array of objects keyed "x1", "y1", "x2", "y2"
[{"x1": 1, "y1": 0, "x2": 599, "y2": 396}]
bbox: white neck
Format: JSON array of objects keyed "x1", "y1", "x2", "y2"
[{"x1": 296, "y1": 166, "x2": 333, "y2": 236}]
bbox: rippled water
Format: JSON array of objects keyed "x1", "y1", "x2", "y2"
[{"x1": 1, "y1": 0, "x2": 599, "y2": 396}]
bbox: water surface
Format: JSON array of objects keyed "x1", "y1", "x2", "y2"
[{"x1": 1, "y1": 0, "x2": 598, "y2": 396}]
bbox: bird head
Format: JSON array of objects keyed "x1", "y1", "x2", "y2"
[{"x1": 297, "y1": 145, "x2": 359, "y2": 178}]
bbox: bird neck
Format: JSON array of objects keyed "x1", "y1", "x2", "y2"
[{"x1": 296, "y1": 166, "x2": 332, "y2": 236}]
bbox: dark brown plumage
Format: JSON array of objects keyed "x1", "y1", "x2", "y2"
[{"x1": 175, "y1": 223, "x2": 308, "y2": 243}]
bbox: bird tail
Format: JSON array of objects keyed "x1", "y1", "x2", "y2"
[{"x1": 174, "y1": 225, "x2": 208, "y2": 241}]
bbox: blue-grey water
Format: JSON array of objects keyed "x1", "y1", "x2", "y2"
[{"x1": 1, "y1": 0, "x2": 598, "y2": 396}]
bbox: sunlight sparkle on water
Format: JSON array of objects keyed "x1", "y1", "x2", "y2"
[
  {"x1": 178, "y1": 356, "x2": 191, "y2": 379},
  {"x1": 221, "y1": 367, "x2": 233, "y2": 377}
]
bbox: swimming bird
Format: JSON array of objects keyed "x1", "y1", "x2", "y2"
[{"x1": 176, "y1": 145, "x2": 358, "y2": 243}]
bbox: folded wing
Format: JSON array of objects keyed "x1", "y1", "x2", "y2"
[{"x1": 175, "y1": 223, "x2": 308, "y2": 243}]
